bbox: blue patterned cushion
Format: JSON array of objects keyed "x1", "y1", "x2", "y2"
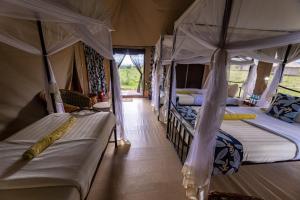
[{"x1": 267, "y1": 93, "x2": 300, "y2": 123}]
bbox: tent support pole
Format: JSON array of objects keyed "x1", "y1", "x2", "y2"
[
  {"x1": 37, "y1": 20, "x2": 57, "y2": 113},
  {"x1": 280, "y1": 44, "x2": 292, "y2": 82},
  {"x1": 219, "y1": 0, "x2": 233, "y2": 48},
  {"x1": 109, "y1": 60, "x2": 118, "y2": 148},
  {"x1": 166, "y1": 61, "x2": 175, "y2": 137}
]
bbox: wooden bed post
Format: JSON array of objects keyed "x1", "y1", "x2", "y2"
[
  {"x1": 109, "y1": 60, "x2": 118, "y2": 148},
  {"x1": 37, "y1": 20, "x2": 57, "y2": 113}
]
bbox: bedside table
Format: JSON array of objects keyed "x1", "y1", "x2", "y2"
[{"x1": 92, "y1": 101, "x2": 111, "y2": 112}]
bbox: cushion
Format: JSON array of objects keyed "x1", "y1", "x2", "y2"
[
  {"x1": 64, "y1": 103, "x2": 80, "y2": 113},
  {"x1": 228, "y1": 84, "x2": 239, "y2": 97},
  {"x1": 23, "y1": 116, "x2": 77, "y2": 160},
  {"x1": 267, "y1": 93, "x2": 300, "y2": 123},
  {"x1": 223, "y1": 114, "x2": 256, "y2": 120},
  {"x1": 176, "y1": 90, "x2": 193, "y2": 95}
]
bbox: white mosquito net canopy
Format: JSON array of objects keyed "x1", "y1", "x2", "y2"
[
  {"x1": 172, "y1": 0, "x2": 300, "y2": 199},
  {"x1": 0, "y1": 0, "x2": 127, "y2": 140},
  {"x1": 0, "y1": 0, "x2": 113, "y2": 58}
]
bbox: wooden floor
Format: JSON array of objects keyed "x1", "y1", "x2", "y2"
[{"x1": 87, "y1": 98, "x2": 186, "y2": 200}]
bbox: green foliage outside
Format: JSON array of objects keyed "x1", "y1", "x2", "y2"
[
  {"x1": 229, "y1": 69, "x2": 300, "y2": 97},
  {"x1": 119, "y1": 66, "x2": 143, "y2": 90}
]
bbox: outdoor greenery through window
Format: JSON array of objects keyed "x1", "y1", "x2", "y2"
[
  {"x1": 277, "y1": 60, "x2": 300, "y2": 97},
  {"x1": 118, "y1": 54, "x2": 144, "y2": 95}
]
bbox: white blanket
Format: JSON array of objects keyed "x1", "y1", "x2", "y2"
[
  {"x1": 226, "y1": 107, "x2": 300, "y2": 159},
  {"x1": 0, "y1": 111, "x2": 116, "y2": 200}
]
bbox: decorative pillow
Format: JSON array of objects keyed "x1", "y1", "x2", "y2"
[
  {"x1": 228, "y1": 84, "x2": 239, "y2": 97},
  {"x1": 176, "y1": 90, "x2": 193, "y2": 95},
  {"x1": 267, "y1": 93, "x2": 300, "y2": 123},
  {"x1": 63, "y1": 103, "x2": 80, "y2": 113}
]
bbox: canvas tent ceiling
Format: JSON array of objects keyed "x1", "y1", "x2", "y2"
[{"x1": 106, "y1": 0, "x2": 195, "y2": 46}]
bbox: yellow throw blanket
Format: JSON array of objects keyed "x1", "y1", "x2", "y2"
[
  {"x1": 23, "y1": 116, "x2": 77, "y2": 160},
  {"x1": 223, "y1": 114, "x2": 256, "y2": 120}
]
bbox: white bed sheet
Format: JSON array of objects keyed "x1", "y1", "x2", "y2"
[
  {"x1": 226, "y1": 107, "x2": 300, "y2": 159},
  {"x1": 0, "y1": 111, "x2": 116, "y2": 200}
]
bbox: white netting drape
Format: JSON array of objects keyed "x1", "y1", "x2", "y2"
[
  {"x1": 258, "y1": 45, "x2": 300, "y2": 107},
  {"x1": 172, "y1": 1, "x2": 300, "y2": 199},
  {"x1": 151, "y1": 63, "x2": 162, "y2": 112},
  {"x1": 182, "y1": 49, "x2": 228, "y2": 199},
  {"x1": 130, "y1": 54, "x2": 144, "y2": 93},
  {"x1": 45, "y1": 59, "x2": 65, "y2": 113},
  {"x1": 111, "y1": 61, "x2": 125, "y2": 140},
  {"x1": 161, "y1": 65, "x2": 172, "y2": 122},
  {"x1": 241, "y1": 60, "x2": 258, "y2": 100}
]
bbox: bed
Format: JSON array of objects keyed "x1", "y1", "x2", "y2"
[
  {"x1": 0, "y1": 111, "x2": 116, "y2": 200},
  {"x1": 176, "y1": 88, "x2": 240, "y2": 106},
  {"x1": 167, "y1": 105, "x2": 300, "y2": 174}
]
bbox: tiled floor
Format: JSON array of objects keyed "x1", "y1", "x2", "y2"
[{"x1": 87, "y1": 98, "x2": 186, "y2": 200}]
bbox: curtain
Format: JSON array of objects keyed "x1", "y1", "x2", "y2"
[
  {"x1": 241, "y1": 60, "x2": 258, "y2": 100},
  {"x1": 113, "y1": 53, "x2": 126, "y2": 68},
  {"x1": 182, "y1": 49, "x2": 228, "y2": 199},
  {"x1": 129, "y1": 54, "x2": 144, "y2": 93},
  {"x1": 84, "y1": 44, "x2": 107, "y2": 95}
]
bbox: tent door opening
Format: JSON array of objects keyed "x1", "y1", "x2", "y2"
[{"x1": 113, "y1": 48, "x2": 145, "y2": 97}]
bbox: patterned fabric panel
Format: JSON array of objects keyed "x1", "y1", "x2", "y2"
[
  {"x1": 83, "y1": 44, "x2": 107, "y2": 95},
  {"x1": 267, "y1": 93, "x2": 300, "y2": 123},
  {"x1": 175, "y1": 105, "x2": 243, "y2": 175}
]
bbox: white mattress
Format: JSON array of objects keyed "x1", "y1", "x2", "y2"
[{"x1": 0, "y1": 111, "x2": 116, "y2": 200}]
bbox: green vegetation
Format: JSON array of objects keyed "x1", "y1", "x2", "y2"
[
  {"x1": 119, "y1": 66, "x2": 143, "y2": 90},
  {"x1": 229, "y1": 69, "x2": 300, "y2": 97}
]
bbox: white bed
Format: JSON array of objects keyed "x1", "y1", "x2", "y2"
[
  {"x1": 0, "y1": 111, "x2": 116, "y2": 200},
  {"x1": 172, "y1": 106, "x2": 300, "y2": 163}
]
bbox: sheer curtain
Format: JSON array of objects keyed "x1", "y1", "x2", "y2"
[
  {"x1": 113, "y1": 53, "x2": 126, "y2": 68},
  {"x1": 129, "y1": 54, "x2": 144, "y2": 93},
  {"x1": 111, "y1": 61, "x2": 125, "y2": 140},
  {"x1": 182, "y1": 49, "x2": 228, "y2": 199},
  {"x1": 45, "y1": 59, "x2": 65, "y2": 113},
  {"x1": 241, "y1": 60, "x2": 258, "y2": 100}
]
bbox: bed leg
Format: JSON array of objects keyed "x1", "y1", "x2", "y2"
[{"x1": 114, "y1": 128, "x2": 118, "y2": 149}]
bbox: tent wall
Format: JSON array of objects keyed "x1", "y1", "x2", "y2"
[
  {"x1": 176, "y1": 64, "x2": 206, "y2": 89},
  {"x1": 0, "y1": 41, "x2": 89, "y2": 140},
  {"x1": 0, "y1": 42, "x2": 47, "y2": 140},
  {"x1": 254, "y1": 62, "x2": 273, "y2": 95}
]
